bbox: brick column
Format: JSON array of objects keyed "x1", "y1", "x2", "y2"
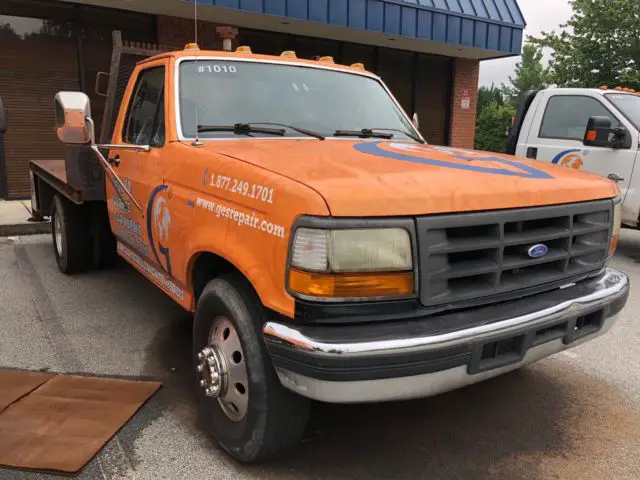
[
  {"x1": 448, "y1": 58, "x2": 479, "y2": 149},
  {"x1": 157, "y1": 15, "x2": 237, "y2": 51}
]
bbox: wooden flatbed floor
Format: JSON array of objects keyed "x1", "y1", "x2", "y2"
[{"x1": 30, "y1": 159, "x2": 82, "y2": 204}]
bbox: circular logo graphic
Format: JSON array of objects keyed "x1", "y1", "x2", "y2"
[
  {"x1": 559, "y1": 153, "x2": 583, "y2": 170},
  {"x1": 527, "y1": 243, "x2": 549, "y2": 258},
  {"x1": 153, "y1": 196, "x2": 171, "y2": 245},
  {"x1": 147, "y1": 185, "x2": 172, "y2": 275}
]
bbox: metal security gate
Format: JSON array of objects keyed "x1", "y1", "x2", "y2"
[{"x1": 0, "y1": 30, "x2": 79, "y2": 199}]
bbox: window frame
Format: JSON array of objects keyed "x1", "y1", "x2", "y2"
[
  {"x1": 122, "y1": 65, "x2": 166, "y2": 147},
  {"x1": 538, "y1": 94, "x2": 622, "y2": 142}
]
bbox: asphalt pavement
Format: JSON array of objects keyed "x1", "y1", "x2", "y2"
[{"x1": 1, "y1": 231, "x2": 639, "y2": 480}]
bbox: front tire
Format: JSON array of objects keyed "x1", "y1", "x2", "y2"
[
  {"x1": 193, "y1": 274, "x2": 309, "y2": 463},
  {"x1": 51, "y1": 195, "x2": 92, "y2": 274}
]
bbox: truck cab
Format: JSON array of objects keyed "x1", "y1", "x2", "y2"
[
  {"x1": 31, "y1": 43, "x2": 629, "y2": 464},
  {"x1": 508, "y1": 87, "x2": 640, "y2": 227}
]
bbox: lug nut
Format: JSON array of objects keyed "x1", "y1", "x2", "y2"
[
  {"x1": 199, "y1": 379, "x2": 207, "y2": 388},
  {"x1": 197, "y1": 352, "x2": 204, "y2": 360},
  {"x1": 205, "y1": 387, "x2": 213, "y2": 396},
  {"x1": 196, "y1": 364, "x2": 204, "y2": 372},
  {"x1": 207, "y1": 356, "x2": 216, "y2": 365}
]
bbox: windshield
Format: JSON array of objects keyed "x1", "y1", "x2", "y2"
[
  {"x1": 605, "y1": 93, "x2": 640, "y2": 130},
  {"x1": 178, "y1": 59, "x2": 417, "y2": 140}
]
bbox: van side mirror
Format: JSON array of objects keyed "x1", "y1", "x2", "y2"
[
  {"x1": 54, "y1": 92, "x2": 95, "y2": 145},
  {"x1": 583, "y1": 116, "x2": 630, "y2": 149}
]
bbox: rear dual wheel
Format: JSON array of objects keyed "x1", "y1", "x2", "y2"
[
  {"x1": 51, "y1": 195, "x2": 116, "y2": 274},
  {"x1": 193, "y1": 274, "x2": 310, "y2": 463},
  {"x1": 51, "y1": 195, "x2": 92, "y2": 273}
]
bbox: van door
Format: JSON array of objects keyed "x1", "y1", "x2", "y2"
[{"x1": 522, "y1": 92, "x2": 637, "y2": 199}]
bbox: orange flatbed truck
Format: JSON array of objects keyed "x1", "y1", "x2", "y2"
[{"x1": 30, "y1": 37, "x2": 629, "y2": 463}]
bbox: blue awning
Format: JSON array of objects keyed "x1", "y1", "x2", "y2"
[{"x1": 194, "y1": 0, "x2": 525, "y2": 55}]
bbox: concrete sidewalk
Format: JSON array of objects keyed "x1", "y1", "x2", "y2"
[{"x1": 0, "y1": 200, "x2": 51, "y2": 236}]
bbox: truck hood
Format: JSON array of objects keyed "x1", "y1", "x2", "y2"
[{"x1": 207, "y1": 139, "x2": 618, "y2": 216}]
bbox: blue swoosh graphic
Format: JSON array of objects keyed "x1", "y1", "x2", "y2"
[
  {"x1": 551, "y1": 149, "x2": 580, "y2": 164},
  {"x1": 354, "y1": 142, "x2": 554, "y2": 179}
]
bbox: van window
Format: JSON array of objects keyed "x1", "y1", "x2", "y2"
[
  {"x1": 539, "y1": 95, "x2": 619, "y2": 141},
  {"x1": 123, "y1": 67, "x2": 165, "y2": 146}
]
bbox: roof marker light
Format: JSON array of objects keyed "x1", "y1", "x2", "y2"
[
  {"x1": 281, "y1": 50, "x2": 297, "y2": 58},
  {"x1": 184, "y1": 43, "x2": 200, "y2": 50},
  {"x1": 351, "y1": 63, "x2": 365, "y2": 70},
  {"x1": 236, "y1": 46, "x2": 252, "y2": 53},
  {"x1": 599, "y1": 86, "x2": 608, "y2": 90},
  {"x1": 318, "y1": 56, "x2": 335, "y2": 63}
]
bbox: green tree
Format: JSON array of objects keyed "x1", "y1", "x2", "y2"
[
  {"x1": 504, "y1": 43, "x2": 548, "y2": 103},
  {"x1": 531, "y1": 0, "x2": 640, "y2": 90},
  {"x1": 474, "y1": 102, "x2": 516, "y2": 153},
  {"x1": 477, "y1": 84, "x2": 505, "y2": 119}
]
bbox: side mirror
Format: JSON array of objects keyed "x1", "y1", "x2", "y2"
[
  {"x1": 0, "y1": 97, "x2": 6, "y2": 134},
  {"x1": 54, "y1": 92, "x2": 95, "y2": 145},
  {"x1": 412, "y1": 112, "x2": 420, "y2": 130},
  {"x1": 583, "y1": 116, "x2": 630, "y2": 149}
]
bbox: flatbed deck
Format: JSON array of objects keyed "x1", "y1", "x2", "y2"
[{"x1": 30, "y1": 159, "x2": 82, "y2": 204}]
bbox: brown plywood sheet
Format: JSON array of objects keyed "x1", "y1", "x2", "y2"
[
  {"x1": 0, "y1": 373, "x2": 160, "y2": 475},
  {"x1": 0, "y1": 370, "x2": 56, "y2": 413}
]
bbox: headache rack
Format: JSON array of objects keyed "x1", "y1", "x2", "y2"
[{"x1": 417, "y1": 199, "x2": 612, "y2": 308}]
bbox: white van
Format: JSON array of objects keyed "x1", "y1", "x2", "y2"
[{"x1": 507, "y1": 88, "x2": 640, "y2": 227}]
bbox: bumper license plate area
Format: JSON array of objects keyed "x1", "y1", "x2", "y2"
[{"x1": 469, "y1": 334, "x2": 527, "y2": 374}]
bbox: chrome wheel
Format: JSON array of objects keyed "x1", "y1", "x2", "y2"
[
  {"x1": 54, "y1": 211, "x2": 63, "y2": 257},
  {"x1": 196, "y1": 316, "x2": 249, "y2": 422}
]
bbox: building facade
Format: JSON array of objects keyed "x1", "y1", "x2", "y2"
[{"x1": 0, "y1": 0, "x2": 524, "y2": 199}]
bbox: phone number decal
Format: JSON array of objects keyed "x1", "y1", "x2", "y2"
[{"x1": 208, "y1": 173, "x2": 274, "y2": 204}]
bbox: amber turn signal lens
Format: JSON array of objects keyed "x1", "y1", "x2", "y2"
[
  {"x1": 289, "y1": 269, "x2": 414, "y2": 298},
  {"x1": 586, "y1": 130, "x2": 597, "y2": 141}
]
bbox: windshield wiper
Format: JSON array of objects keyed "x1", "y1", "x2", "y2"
[
  {"x1": 250, "y1": 123, "x2": 325, "y2": 140},
  {"x1": 197, "y1": 122, "x2": 325, "y2": 139},
  {"x1": 334, "y1": 128, "x2": 394, "y2": 139},
  {"x1": 334, "y1": 128, "x2": 424, "y2": 143},
  {"x1": 366, "y1": 127, "x2": 425, "y2": 144},
  {"x1": 198, "y1": 123, "x2": 285, "y2": 136}
]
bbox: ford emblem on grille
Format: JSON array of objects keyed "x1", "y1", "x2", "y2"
[{"x1": 527, "y1": 243, "x2": 549, "y2": 258}]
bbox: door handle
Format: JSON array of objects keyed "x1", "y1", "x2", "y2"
[
  {"x1": 607, "y1": 173, "x2": 624, "y2": 183},
  {"x1": 108, "y1": 154, "x2": 120, "y2": 167}
]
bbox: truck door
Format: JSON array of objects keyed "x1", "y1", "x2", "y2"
[
  {"x1": 106, "y1": 62, "x2": 168, "y2": 270},
  {"x1": 522, "y1": 93, "x2": 637, "y2": 198}
]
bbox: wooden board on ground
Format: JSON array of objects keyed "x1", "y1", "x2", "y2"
[
  {"x1": 0, "y1": 370, "x2": 55, "y2": 413},
  {"x1": 0, "y1": 371, "x2": 160, "y2": 475}
]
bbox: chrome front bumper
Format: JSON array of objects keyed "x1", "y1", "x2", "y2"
[{"x1": 263, "y1": 268, "x2": 629, "y2": 403}]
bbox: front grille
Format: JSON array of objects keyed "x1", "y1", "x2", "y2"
[{"x1": 417, "y1": 200, "x2": 612, "y2": 307}]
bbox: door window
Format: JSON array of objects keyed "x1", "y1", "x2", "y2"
[
  {"x1": 539, "y1": 95, "x2": 619, "y2": 141},
  {"x1": 123, "y1": 67, "x2": 165, "y2": 146}
]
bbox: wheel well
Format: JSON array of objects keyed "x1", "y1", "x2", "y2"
[{"x1": 191, "y1": 252, "x2": 246, "y2": 301}]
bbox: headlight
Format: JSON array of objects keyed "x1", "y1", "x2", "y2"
[
  {"x1": 289, "y1": 227, "x2": 414, "y2": 300},
  {"x1": 608, "y1": 196, "x2": 622, "y2": 258}
]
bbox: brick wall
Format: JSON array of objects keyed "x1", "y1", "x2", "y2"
[
  {"x1": 448, "y1": 58, "x2": 479, "y2": 149},
  {"x1": 157, "y1": 15, "x2": 236, "y2": 50}
]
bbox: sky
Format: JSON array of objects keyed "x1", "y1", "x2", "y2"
[{"x1": 479, "y1": 0, "x2": 574, "y2": 87}]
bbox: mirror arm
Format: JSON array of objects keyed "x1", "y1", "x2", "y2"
[
  {"x1": 97, "y1": 144, "x2": 150, "y2": 152},
  {"x1": 90, "y1": 145, "x2": 144, "y2": 215}
]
